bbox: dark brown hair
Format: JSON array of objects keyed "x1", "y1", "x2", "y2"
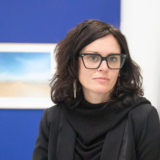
[{"x1": 50, "y1": 19, "x2": 144, "y2": 110}]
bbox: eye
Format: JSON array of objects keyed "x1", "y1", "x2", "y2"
[
  {"x1": 108, "y1": 56, "x2": 117, "y2": 62},
  {"x1": 88, "y1": 55, "x2": 99, "y2": 61}
]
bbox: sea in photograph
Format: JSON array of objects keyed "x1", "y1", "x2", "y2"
[{"x1": 0, "y1": 52, "x2": 51, "y2": 97}]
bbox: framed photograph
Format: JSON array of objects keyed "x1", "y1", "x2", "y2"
[{"x1": 0, "y1": 43, "x2": 57, "y2": 109}]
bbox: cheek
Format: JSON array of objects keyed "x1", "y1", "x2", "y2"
[
  {"x1": 110, "y1": 71, "x2": 119, "y2": 86},
  {"x1": 78, "y1": 60, "x2": 93, "y2": 85}
]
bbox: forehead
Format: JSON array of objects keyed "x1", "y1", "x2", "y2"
[{"x1": 80, "y1": 35, "x2": 121, "y2": 55}]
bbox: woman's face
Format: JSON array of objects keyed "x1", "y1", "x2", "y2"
[{"x1": 78, "y1": 34, "x2": 120, "y2": 100}]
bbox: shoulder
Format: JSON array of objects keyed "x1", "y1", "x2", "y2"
[
  {"x1": 128, "y1": 99, "x2": 159, "y2": 123},
  {"x1": 41, "y1": 103, "x2": 63, "y2": 128},
  {"x1": 128, "y1": 98, "x2": 160, "y2": 140},
  {"x1": 45, "y1": 104, "x2": 62, "y2": 119}
]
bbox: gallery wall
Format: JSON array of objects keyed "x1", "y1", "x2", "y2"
[
  {"x1": 120, "y1": 0, "x2": 160, "y2": 113},
  {"x1": 0, "y1": 1, "x2": 120, "y2": 160}
]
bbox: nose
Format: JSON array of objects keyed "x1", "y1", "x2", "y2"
[{"x1": 98, "y1": 60, "x2": 109, "y2": 71}]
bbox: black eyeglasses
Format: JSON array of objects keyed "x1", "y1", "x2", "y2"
[{"x1": 79, "y1": 53, "x2": 127, "y2": 70}]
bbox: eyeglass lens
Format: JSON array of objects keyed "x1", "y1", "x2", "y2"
[{"x1": 83, "y1": 54, "x2": 125, "y2": 69}]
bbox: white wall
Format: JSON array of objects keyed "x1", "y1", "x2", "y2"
[{"x1": 120, "y1": 0, "x2": 160, "y2": 113}]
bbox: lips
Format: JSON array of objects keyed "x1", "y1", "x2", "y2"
[
  {"x1": 93, "y1": 77, "x2": 109, "y2": 80},
  {"x1": 93, "y1": 77, "x2": 110, "y2": 82}
]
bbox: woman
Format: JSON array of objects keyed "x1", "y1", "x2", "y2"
[{"x1": 32, "y1": 20, "x2": 160, "y2": 160}]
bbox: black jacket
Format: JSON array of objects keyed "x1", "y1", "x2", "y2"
[{"x1": 32, "y1": 98, "x2": 160, "y2": 160}]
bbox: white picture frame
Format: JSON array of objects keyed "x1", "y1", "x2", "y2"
[{"x1": 0, "y1": 43, "x2": 57, "y2": 109}]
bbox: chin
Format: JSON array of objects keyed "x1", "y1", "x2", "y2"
[{"x1": 92, "y1": 88, "x2": 111, "y2": 94}]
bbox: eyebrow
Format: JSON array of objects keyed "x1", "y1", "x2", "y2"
[
  {"x1": 81, "y1": 51, "x2": 97, "y2": 53},
  {"x1": 81, "y1": 51, "x2": 121, "y2": 54}
]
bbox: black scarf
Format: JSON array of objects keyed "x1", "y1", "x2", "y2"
[{"x1": 62, "y1": 97, "x2": 150, "y2": 160}]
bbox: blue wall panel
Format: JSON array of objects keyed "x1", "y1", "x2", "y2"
[
  {"x1": 0, "y1": 0, "x2": 120, "y2": 159},
  {"x1": 0, "y1": 0, "x2": 120, "y2": 43},
  {"x1": 0, "y1": 109, "x2": 44, "y2": 160}
]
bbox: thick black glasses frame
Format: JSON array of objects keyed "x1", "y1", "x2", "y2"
[{"x1": 79, "y1": 53, "x2": 127, "y2": 70}]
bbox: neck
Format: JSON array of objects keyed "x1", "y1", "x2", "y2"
[{"x1": 83, "y1": 89, "x2": 110, "y2": 104}]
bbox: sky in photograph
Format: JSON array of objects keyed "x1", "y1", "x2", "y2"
[{"x1": 0, "y1": 52, "x2": 51, "y2": 82}]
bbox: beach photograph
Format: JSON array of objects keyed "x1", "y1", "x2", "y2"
[{"x1": 0, "y1": 52, "x2": 51, "y2": 98}]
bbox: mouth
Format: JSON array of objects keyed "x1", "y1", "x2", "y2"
[{"x1": 93, "y1": 77, "x2": 110, "y2": 82}]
